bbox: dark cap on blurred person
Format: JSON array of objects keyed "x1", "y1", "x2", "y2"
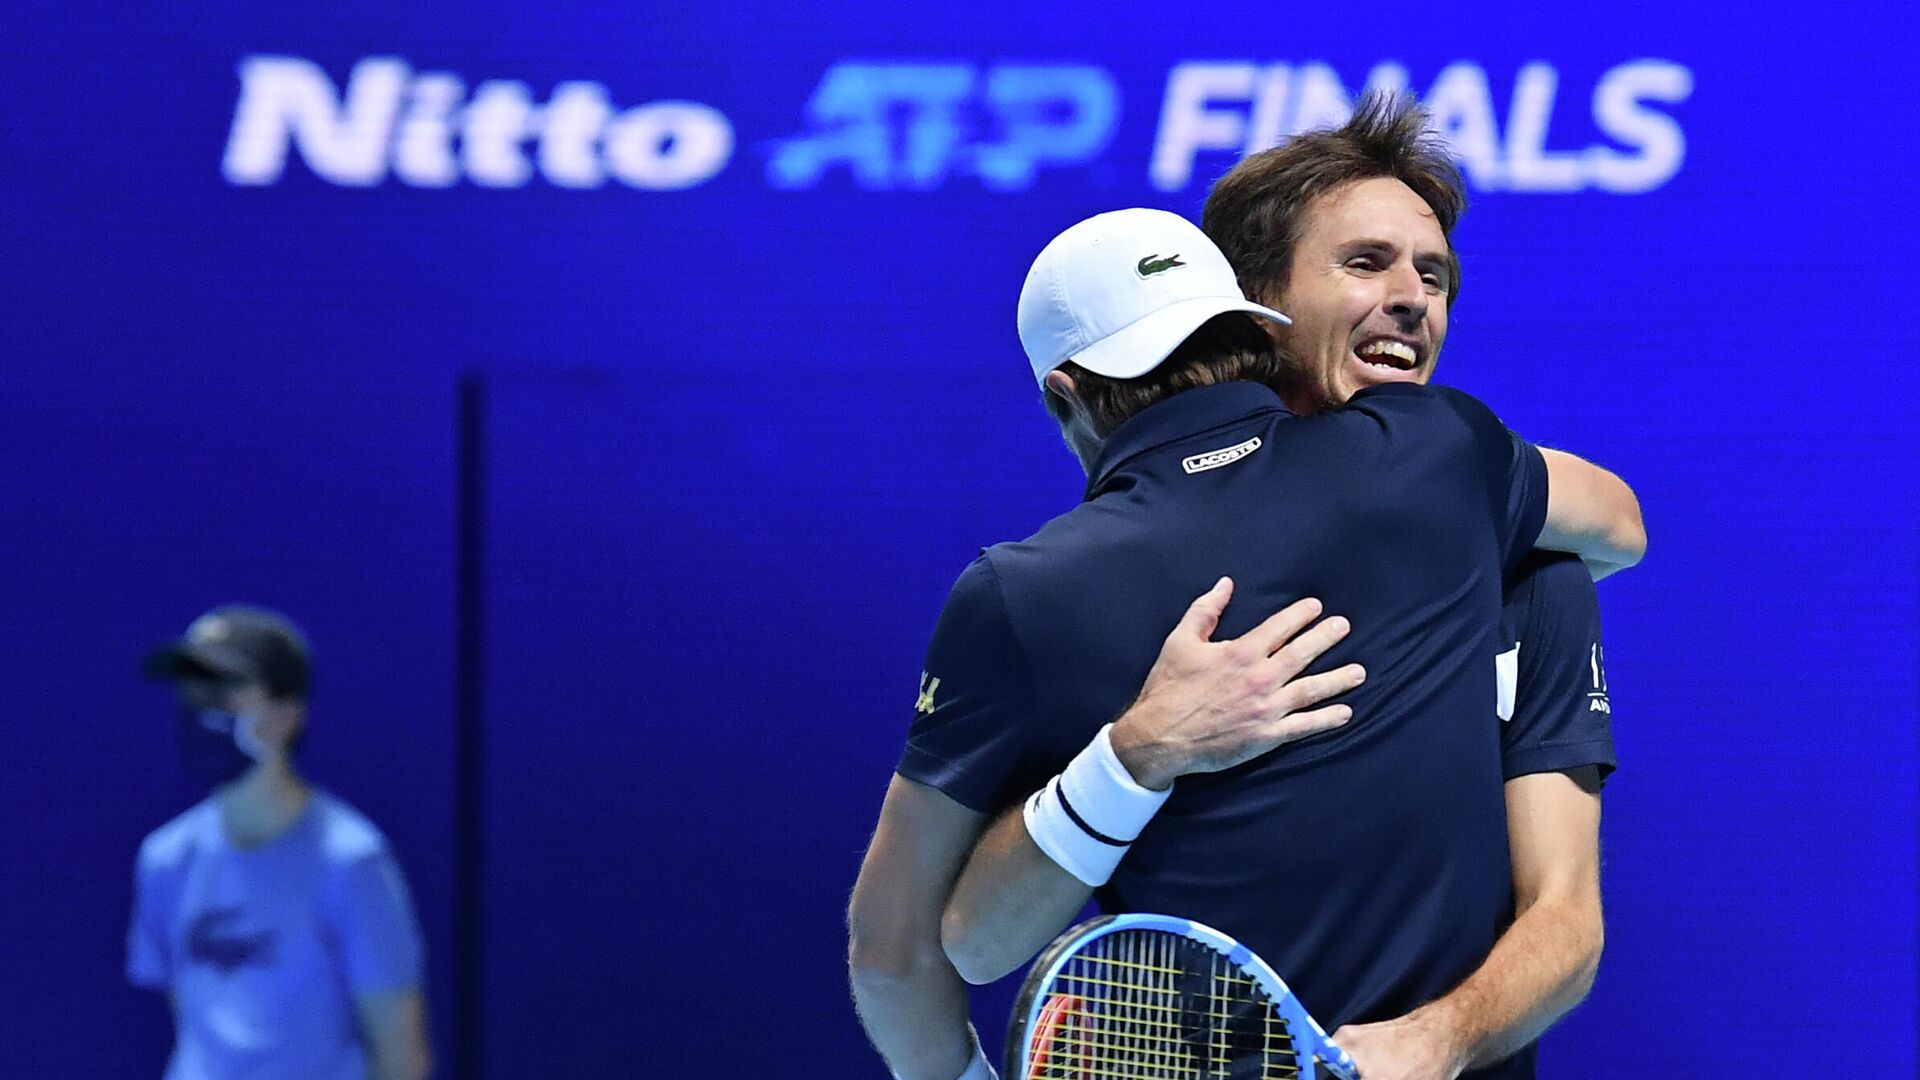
[{"x1": 143, "y1": 605, "x2": 313, "y2": 700}]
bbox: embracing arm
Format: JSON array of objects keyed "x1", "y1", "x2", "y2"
[
  {"x1": 942, "y1": 800, "x2": 1095, "y2": 985},
  {"x1": 943, "y1": 580, "x2": 1363, "y2": 985},
  {"x1": 1333, "y1": 767, "x2": 1603, "y2": 1078},
  {"x1": 1536, "y1": 449, "x2": 1645, "y2": 580},
  {"x1": 848, "y1": 774, "x2": 990, "y2": 1080}
]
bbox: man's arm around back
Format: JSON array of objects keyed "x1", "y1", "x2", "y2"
[
  {"x1": 1538, "y1": 448, "x2": 1645, "y2": 580},
  {"x1": 943, "y1": 583, "x2": 1363, "y2": 984}
]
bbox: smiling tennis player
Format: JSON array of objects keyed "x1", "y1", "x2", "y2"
[{"x1": 850, "y1": 134, "x2": 1640, "y2": 1078}]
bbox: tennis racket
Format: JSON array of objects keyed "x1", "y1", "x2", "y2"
[{"x1": 1006, "y1": 913, "x2": 1357, "y2": 1080}]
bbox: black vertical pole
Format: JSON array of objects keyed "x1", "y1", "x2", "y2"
[{"x1": 453, "y1": 371, "x2": 487, "y2": 1080}]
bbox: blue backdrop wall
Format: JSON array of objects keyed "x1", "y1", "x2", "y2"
[{"x1": 2, "y1": 2, "x2": 1915, "y2": 1075}]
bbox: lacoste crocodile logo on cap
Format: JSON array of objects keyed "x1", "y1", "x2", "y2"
[{"x1": 1135, "y1": 253, "x2": 1186, "y2": 277}]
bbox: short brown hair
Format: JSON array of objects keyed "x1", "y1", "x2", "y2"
[
  {"x1": 1043, "y1": 312, "x2": 1281, "y2": 437},
  {"x1": 1203, "y1": 91, "x2": 1466, "y2": 307}
]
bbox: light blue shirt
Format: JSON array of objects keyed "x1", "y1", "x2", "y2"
[{"x1": 127, "y1": 791, "x2": 424, "y2": 1080}]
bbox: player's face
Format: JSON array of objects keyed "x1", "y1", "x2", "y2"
[{"x1": 1264, "y1": 176, "x2": 1451, "y2": 412}]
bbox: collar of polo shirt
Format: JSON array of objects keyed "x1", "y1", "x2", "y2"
[{"x1": 1084, "y1": 382, "x2": 1291, "y2": 498}]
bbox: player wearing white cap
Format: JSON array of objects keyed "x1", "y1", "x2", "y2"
[{"x1": 849, "y1": 204, "x2": 1640, "y2": 1079}]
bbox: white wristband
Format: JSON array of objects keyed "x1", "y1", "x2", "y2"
[{"x1": 1022, "y1": 724, "x2": 1172, "y2": 887}]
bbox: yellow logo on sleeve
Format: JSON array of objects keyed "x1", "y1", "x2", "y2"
[{"x1": 915, "y1": 673, "x2": 941, "y2": 716}]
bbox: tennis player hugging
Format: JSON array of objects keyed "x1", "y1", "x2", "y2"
[{"x1": 849, "y1": 93, "x2": 1639, "y2": 1080}]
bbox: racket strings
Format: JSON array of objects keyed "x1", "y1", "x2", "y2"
[
  {"x1": 1060, "y1": 953, "x2": 1260, "y2": 987},
  {"x1": 1028, "y1": 929, "x2": 1300, "y2": 1079}
]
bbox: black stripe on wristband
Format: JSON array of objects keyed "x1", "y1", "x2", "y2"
[{"x1": 1055, "y1": 784, "x2": 1129, "y2": 847}]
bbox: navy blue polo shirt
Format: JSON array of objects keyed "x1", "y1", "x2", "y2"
[
  {"x1": 899, "y1": 380, "x2": 1552, "y2": 1075},
  {"x1": 1470, "y1": 551, "x2": 1620, "y2": 1075},
  {"x1": 1501, "y1": 551, "x2": 1617, "y2": 786}
]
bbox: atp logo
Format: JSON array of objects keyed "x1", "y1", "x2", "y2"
[
  {"x1": 1587, "y1": 643, "x2": 1611, "y2": 714},
  {"x1": 915, "y1": 672, "x2": 941, "y2": 717},
  {"x1": 768, "y1": 63, "x2": 1119, "y2": 191}
]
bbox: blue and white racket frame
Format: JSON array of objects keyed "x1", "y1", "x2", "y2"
[{"x1": 1006, "y1": 912, "x2": 1360, "y2": 1080}]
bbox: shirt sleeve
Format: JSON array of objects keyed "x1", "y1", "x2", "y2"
[
  {"x1": 1429, "y1": 385, "x2": 1548, "y2": 574},
  {"x1": 894, "y1": 555, "x2": 1046, "y2": 814},
  {"x1": 1501, "y1": 431, "x2": 1549, "y2": 576},
  {"x1": 125, "y1": 859, "x2": 172, "y2": 989},
  {"x1": 329, "y1": 849, "x2": 425, "y2": 994},
  {"x1": 1501, "y1": 551, "x2": 1617, "y2": 783}
]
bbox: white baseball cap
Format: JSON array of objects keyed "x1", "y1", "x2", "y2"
[{"x1": 1017, "y1": 208, "x2": 1290, "y2": 387}]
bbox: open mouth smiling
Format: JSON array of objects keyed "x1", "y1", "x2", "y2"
[{"x1": 1353, "y1": 336, "x2": 1422, "y2": 374}]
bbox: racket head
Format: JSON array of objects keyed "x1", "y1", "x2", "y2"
[{"x1": 1005, "y1": 912, "x2": 1357, "y2": 1080}]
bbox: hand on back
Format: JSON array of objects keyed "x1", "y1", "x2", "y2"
[{"x1": 1110, "y1": 577, "x2": 1365, "y2": 790}]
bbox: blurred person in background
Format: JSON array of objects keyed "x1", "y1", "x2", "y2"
[{"x1": 128, "y1": 605, "x2": 431, "y2": 1080}]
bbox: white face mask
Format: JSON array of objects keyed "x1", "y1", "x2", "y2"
[{"x1": 176, "y1": 706, "x2": 264, "y2": 788}]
